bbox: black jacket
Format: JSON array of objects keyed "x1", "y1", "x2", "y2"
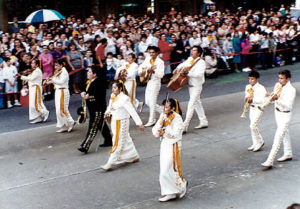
[{"x1": 86, "y1": 77, "x2": 107, "y2": 112}]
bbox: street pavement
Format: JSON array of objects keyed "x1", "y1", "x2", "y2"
[{"x1": 0, "y1": 64, "x2": 300, "y2": 209}]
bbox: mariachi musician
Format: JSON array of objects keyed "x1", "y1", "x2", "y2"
[
  {"x1": 20, "y1": 59, "x2": 49, "y2": 124},
  {"x1": 115, "y1": 53, "x2": 143, "y2": 111},
  {"x1": 173, "y1": 46, "x2": 208, "y2": 133},
  {"x1": 138, "y1": 46, "x2": 164, "y2": 127},
  {"x1": 44, "y1": 59, "x2": 75, "y2": 133},
  {"x1": 78, "y1": 67, "x2": 112, "y2": 154}
]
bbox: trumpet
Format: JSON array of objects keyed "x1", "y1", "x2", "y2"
[
  {"x1": 240, "y1": 97, "x2": 251, "y2": 118},
  {"x1": 258, "y1": 84, "x2": 282, "y2": 112}
]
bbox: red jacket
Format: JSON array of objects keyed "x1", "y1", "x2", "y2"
[{"x1": 158, "y1": 40, "x2": 174, "y2": 61}]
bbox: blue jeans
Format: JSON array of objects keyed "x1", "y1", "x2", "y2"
[{"x1": 0, "y1": 83, "x2": 5, "y2": 108}]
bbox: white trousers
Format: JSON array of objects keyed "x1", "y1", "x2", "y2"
[
  {"x1": 145, "y1": 80, "x2": 161, "y2": 124},
  {"x1": 125, "y1": 80, "x2": 139, "y2": 109},
  {"x1": 29, "y1": 85, "x2": 48, "y2": 120},
  {"x1": 249, "y1": 106, "x2": 264, "y2": 146},
  {"x1": 183, "y1": 86, "x2": 207, "y2": 128},
  {"x1": 265, "y1": 110, "x2": 292, "y2": 164},
  {"x1": 55, "y1": 89, "x2": 74, "y2": 128},
  {"x1": 160, "y1": 140, "x2": 186, "y2": 196},
  {"x1": 106, "y1": 118, "x2": 139, "y2": 165}
]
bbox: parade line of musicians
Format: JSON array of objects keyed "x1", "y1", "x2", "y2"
[{"x1": 20, "y1": 45, "x2": 296, "y2": 202}]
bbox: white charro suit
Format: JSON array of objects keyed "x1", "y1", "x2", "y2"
[
  {"x1": 264, "y1": 81, "x2": 296, "y2": 165},
  {"x1": 21, "y1": 67, "x2": 49, "y2": 120},
  {"x1": 176, "y1": 57, "x2": 208, "y2": 130},
  {"x1": 138, "y1": 56, "x2": 164, "y2": 125}
]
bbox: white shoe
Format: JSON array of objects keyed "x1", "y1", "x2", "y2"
[
  {"x1": 126, "y1": 156, "x2": 140, "y2": 163},
  {"x1": 247, "y1": 145, "x2": 255, "y2": 151},
  {"x1": 56, "y1": 127, "x2": 68, "y2": 133},
  {"x1": 179, "y1": 181, "x2": 188, "y2": 199},
  {"x1": 158, "y1": 194, "x2": 176, "y2": 202},
  {"x1": 101, "y1": 163, "x2": 112, "y2": 171},
  {"x1": 30, "y1": 117, "x2": 43, "y2": 124},
  {"x1": 144, "y1": 121, "x2": 156, "y2": 127},
  {"x1": 242, "y1": 67, "x2": 251, "y2": 72},
  {"x1": 261, "y1": 161, "x2": 273, "y2": 169},
  {"x1": 253, "y1": 142, "x2": 264, "y2": 152},
  {"x1": 14, "y1": 100, "x2": 21, "y2": 106},
  {"x1": 138, "y1": 102, "x2": 144, "y2": 113},
  {"x1": 67, "y1": 122, "x2": 75, "y2": 132},
  {"x1": 277, "y1": 155, "x2": 293, "y2": 162},
  {"x1": 7, "y1": 102, "x2": 13, "y2": 108},
  {"x1": 194, "y1": 123, "x2": 208, "y2": 129},
  {"x1": 43, "y1": 111, "x2": 49, "y2": 122}
]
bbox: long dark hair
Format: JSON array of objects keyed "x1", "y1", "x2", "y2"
[{"x1": 162, "y1": 98, "x2": 182, "y2": 116}]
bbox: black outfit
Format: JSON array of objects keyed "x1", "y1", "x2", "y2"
[{"x1": 79, "y1": 77, "x2": 112, "y2": 153}]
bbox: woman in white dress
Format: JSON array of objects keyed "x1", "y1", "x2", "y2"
[
  {"x1": 152, "y1": 98, "x2": 187, "y2": 202},
  {"x1": 115, "y1": 53, "x2": 143, "y2": 110},
  {"x1": 45, "y1": 59, "x2": 75, "y2": 133},
  {"x1": 101, "y1": 80, "x2": 144, "y2": 171},
  {"x1": 20, "y1": 59, "x2": 49, "y2": 123}
]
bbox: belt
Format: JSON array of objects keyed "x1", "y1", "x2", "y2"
[{"x1": 276, "y1": 107, "x2": 290, "y2": 113}]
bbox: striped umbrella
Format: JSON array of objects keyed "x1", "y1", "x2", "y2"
[{"x1": 25, "y1": 9, "x2": 65, "y2": 23}]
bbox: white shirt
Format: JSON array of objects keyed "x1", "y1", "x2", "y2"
[
  {"x1": 51, "y1": 67, "x2": 69, "y2": 89},
  {"x1": 138, "y1": 41, "x2": 149, "y2": 54},
  {"x1": 106, "y1": 57, "x2": 118, "y2": 70},
  {"x1": 176, "y1": 57, "x2": 206, "y2": 87},
  {"x1": 83, "y1": 33, "x2": 95, "y2": 42},
  {"x1": 245, "y1": 82, "x2": 267, "y2": 105},
  {"x1": 274, "y1": 81, "x2": 296, "y2": 112},
  {"x1": 189, "y1": 37, "x2": 201, "y2": 47},
  {"x1": 2, "y1": 65, "x2": 18, "y2": 84},
  {"x1": 0, "y1": 67, "x2": 5, "y2": 83}
]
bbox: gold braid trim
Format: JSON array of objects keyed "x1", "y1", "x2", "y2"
[
  {"x1": 60, "y1": 89, "x2": 68, "y2": 118},
  {"x1": 174, "y1": 99, "x2": 179, "y2": 114},
  {"x1": 35, "y1": 85, "x2": 42, "y2": 114},
  {"x1": 173, "y1": 142, "x2": 185, "y2": 181},
  {"x1": 109, "y1": 120, "x2": 121, "y2": 154},
  {"x1": 130, "y1": 80, "x2": 135, "y2": 104}
]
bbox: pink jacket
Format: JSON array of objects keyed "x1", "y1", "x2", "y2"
[{"x1": 241, "y1": 39, "x2": 251, "y2": 55}]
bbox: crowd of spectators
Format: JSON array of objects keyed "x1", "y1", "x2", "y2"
[{"x1": 0, "y1": 3, "x2": 300, "y2": 109}]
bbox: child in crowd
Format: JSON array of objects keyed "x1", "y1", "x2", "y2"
[
  {"x1": 115, "y1": 54, "x2": 126, "y2": 69},
  {"x1": 137, "y1": 53, "x2": 145, "y2": 65},
  {"x1": 106, "y1": 52, "x2": 118, "y2": 84},
  {"x1": 2, "y1": 57, "x2": 21, "y2": 108},
  {"x1": 274, "y1": 54, "x2": 285, "y2": 66}
]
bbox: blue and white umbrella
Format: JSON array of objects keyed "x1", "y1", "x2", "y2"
[{"x1": 25, "y1": 9, "x2": 65, "y2": 23}]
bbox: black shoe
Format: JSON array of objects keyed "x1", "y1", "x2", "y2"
[
  {"x1": 99, "y1": 143, "x2": 112, "y2": 147},
  {"x1": 78, "y1": 147, "x2": 88, "y2": 154}
]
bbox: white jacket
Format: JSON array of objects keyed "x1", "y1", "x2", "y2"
[
  {"x1": 245, "y1": 82, "x2": 267, "y2": 106},
  {"x1": 138, "y1": 56, "x2": 164, "y2": 82},
  {"x1": 176, "y1": 57, "x2": 206, "y2": 87},
  {"x1": 106, "y1": 92, "x2": 142, "y2": 125},
  {"x1": 51, "y1": 67, "x2": 69, "y2": 89},
  {"x1": 21, "y1": 67, "x2": 42, "y2": 87},
  {"x1": 116, "y1": 62, "x2": 138, "y2": 82},
  {"x1": 152, "y1": 112, "x2": 183, "y2": 145},
  {"x1": 274, "y1": 81, "x2": 296, "y2": 112}
]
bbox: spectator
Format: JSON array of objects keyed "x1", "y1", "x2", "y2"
[
  {"x1": 2, "y1": 57, "x2": 21, "y2": 108},
  {"x1": 241, "y1": 33, "x2": 251, "y2": 72},
  {"x1": 0, "y1": 60, "x2": 5, "y2": 108},
  {"x1": 204, "y1": 48, "x2": 218, "y2": 78},
  {"x1": 66, "y1": 42, "x2": 84, "y2": 93},
  {"x1": 232, "y1": 31, "x2": 242, "y2": 72},
  {"x1": 52, "y1": 42, "x2": 67, "y2": 61},
  {"x1": 39, "y1": 45, "x2": 54, "y2": 96},
  {"x1": 158, "y1": 33, "x2": 175, "y2": 80},
  {"x1": 106, "y1": 52, "x2": 118, "y2": 84}
]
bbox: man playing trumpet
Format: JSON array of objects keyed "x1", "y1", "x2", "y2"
[
  {"x1": 243, "y1": 71, "x2": 266, "y2": 152},
  {"x1": 138, "y1": 46, "x2": 164, "y2": 127},
  {"x1": 261, "y1": 70, "x2": 296, "y2": 169}
]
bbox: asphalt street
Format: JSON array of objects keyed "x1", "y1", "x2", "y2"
[{"x1": 0, "y1": 64, "x2": 300, "y2": 209}]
